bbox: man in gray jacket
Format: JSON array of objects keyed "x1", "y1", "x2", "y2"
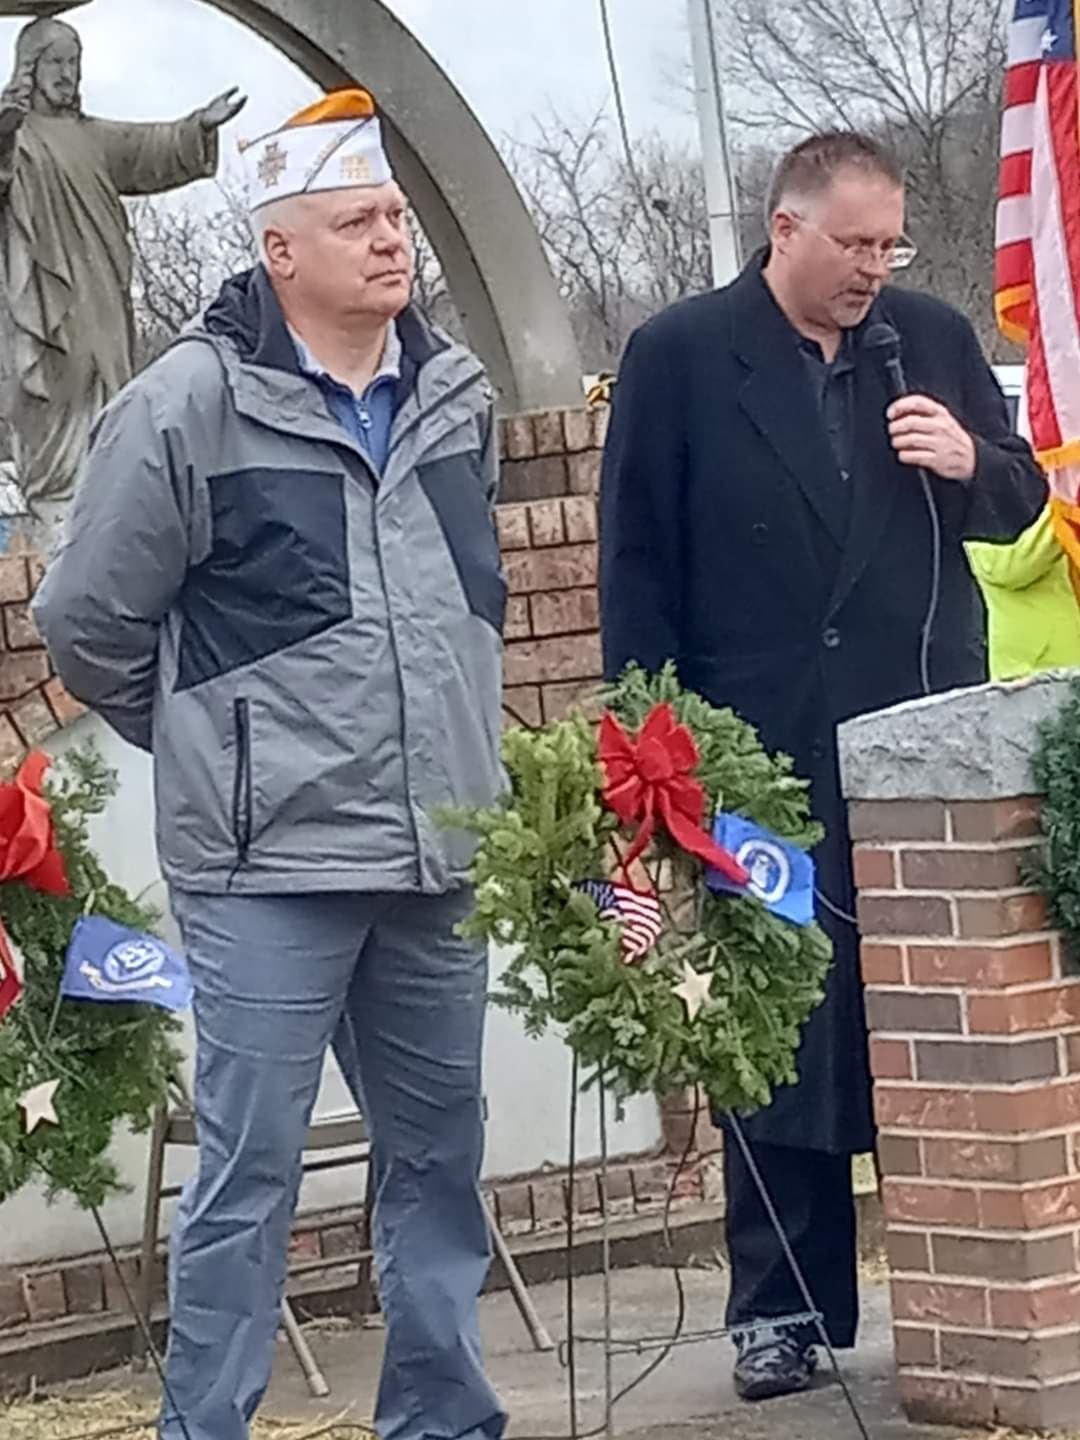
[{"x1": 34, "y1": 89, "x2": 507, "y2": 1440}]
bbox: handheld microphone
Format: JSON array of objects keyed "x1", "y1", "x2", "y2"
[
  {"x1": 860, "y1": 320, "x2": 940, "y2": 698},
  {"x1": 861, "y1": 321, "x2": 907, "y2": 401}
]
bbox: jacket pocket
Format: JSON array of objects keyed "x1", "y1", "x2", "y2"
[{"x1": 231, "y1": 697, "x2": 253, "y2": 868}]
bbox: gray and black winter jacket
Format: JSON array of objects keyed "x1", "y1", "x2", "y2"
[{"x1": 34, "y1": 267, "x2": 506, "y2": 895}]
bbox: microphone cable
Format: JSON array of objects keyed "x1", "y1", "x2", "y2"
[
  {"x1": 861, "y1": 320, "x2": 943, "y2": 700},
  {"x1": 817, "y1": 322, "x2": 944, "y2": 931},
  {"x1": 916, "y1": 469, "x2": 943, "y2": 698}
]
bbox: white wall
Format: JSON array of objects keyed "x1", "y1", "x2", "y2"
[{"x1": 0, "y1": 714, "x2": 660, "y2": 1266}]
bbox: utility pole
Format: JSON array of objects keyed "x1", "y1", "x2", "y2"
[{"x1": 688, "y1": 0, "x2": 741, "y2": 286}]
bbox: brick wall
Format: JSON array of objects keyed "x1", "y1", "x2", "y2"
[
  {"x1": 494, "y1": 405, "x2": 608, "y2": 731},
  {"x1": 0, "y1": 1153, "x2": 697, "y2": 1347},
  {"x1": 842, "y1": 679, "x2": 1080, "y2": 1431},
  {"x1": 498, "y1": 405, "x2": 607, "y2": 505},
  {"x1": 0, "y1": 555, "x2": 85, "y2": 774}
]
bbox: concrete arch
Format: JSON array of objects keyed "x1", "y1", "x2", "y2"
[{"x1": 206, "y1": 0, "x2": 582, "y2": 412}]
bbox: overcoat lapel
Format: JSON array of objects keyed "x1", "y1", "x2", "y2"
[
  {"x1": 729, "y1": 266, "x2": 904, "y2": 617},
  {"x1": 731, "y1": 271, "x2": 849, "y2": 551}
]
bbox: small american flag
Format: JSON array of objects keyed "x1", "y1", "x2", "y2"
[
  {"x1": 575, "y1": 880, "x2": 663, "y2": 963},
  {"x1": 995, "y1": 0, "x2": 1080, "y2": 568},
  {"x1": 0, "y1": 926, "x2": 22, "y2": 1022}
]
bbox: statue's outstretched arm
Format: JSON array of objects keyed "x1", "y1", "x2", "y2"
[{"x1": 93, "y1": 88, "x2": 246, "y2": 199}]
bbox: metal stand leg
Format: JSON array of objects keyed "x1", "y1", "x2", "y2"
[
  {"x1": 598, "y1": 1079, "x2": 614, "y2": 1440},
  {"x1": 356, "y1": 1151, "x2": 381, "y2": 1325},
  {"x1": 132, "y1": 1103, "x2": 169, "y2": 1370},
  {"x1": 485, "y1": 1195, "x2": 556, "y2": 1352},
  {"x1": 280, "y1": 1296, "x2": 331, "y2": 1398}
]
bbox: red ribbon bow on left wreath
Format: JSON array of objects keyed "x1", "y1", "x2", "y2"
[
  {"x1": 0, "y1": 752, "x2": 70, "y2": 1021},
  {"x1": 598, "y1": 703, "x2": 750, "y2": 888}
]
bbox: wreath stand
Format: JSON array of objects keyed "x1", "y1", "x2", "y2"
[{"x1": 559, "y1": 1064, "x2": 873, "y2": 1440}]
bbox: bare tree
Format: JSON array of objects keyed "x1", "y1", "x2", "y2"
[
  {"x1": 506, "y1": 110, "x2": 638, "y2": 365},
  {"x1": 631, "y1": 133, "x2": 714, "y2": 312},
  {"x1": 717, "y1": 0, "x2": 1013, "y2": 354},
  {"x1": 505, "y1": 111, "x2": 716, "y2": 368},
  {"x1": 129, "y1": 179, "x2": 254, "y2": 366},
  {"x1": 408, "y1": 213, "x2": 464, "y2": 340}
]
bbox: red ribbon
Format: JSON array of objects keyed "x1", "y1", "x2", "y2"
[
  {"x1": 0, "y1": 752, "x2": 71, "y2": 1022},
  {"x1": 598, "y1": 704, "x2": 750, "y2": 887}
]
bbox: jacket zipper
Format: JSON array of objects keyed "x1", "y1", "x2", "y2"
[
  {"x1": 371, "y1": 520, "x2": 423, "y2": 887},
  {"x1": 373, "y1": 365, "x2": 487, "y2": 889},
  {"x1": 231, "y1": 697, "x2": 253, "y2": 873}
]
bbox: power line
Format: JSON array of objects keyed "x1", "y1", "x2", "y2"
[{"x1": 596, "y1": 0, "x2": 653, "y2": 223}]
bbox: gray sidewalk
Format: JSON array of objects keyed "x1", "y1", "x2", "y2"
[{"x1": 91, "y1": 1264, "x2": 975, "y2": 1440}]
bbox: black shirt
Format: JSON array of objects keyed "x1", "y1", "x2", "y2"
[{"x1": 799, "y1": 331, "x2": 856, "y2": 547}]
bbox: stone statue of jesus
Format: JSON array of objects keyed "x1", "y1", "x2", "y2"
[{"x1": 0, "y1": 16, "x2": 246, "y2": 507}]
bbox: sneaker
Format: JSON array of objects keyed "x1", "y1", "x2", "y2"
[{"x1": 733, "y1": 1328, "x2": 817, "y2": 1402}]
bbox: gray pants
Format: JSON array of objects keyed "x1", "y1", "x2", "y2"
[{"x1": 160, "y1": 889, "x2": 506, "y2": 1440}]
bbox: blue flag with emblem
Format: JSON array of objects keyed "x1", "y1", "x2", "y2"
[
  {"x1": 61, "y1": 917, "x2": 193, "y2": 1012},
  {"x1": 705, "y1": 814, "x2": 816, "y2": 927}
]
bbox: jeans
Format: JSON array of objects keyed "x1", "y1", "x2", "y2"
[{"x1": 160, "y1": 889, "x2": 506, "y2": 1440}]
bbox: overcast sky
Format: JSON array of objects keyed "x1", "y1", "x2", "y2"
[{"x1": 0, "y1": 0, "x2": 697, "y2": 203}]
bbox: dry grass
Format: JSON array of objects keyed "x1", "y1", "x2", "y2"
[
  {"x1": 988, "y1": 1432, "x2": 1080, "y2": 1440},
  {"x1": 1, "y1": 1389, "x2": 373, "y2": 1440}
]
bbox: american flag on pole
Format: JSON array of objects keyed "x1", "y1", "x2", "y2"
[
  {"x1": 995, "y1": 0, "x2": 1080, "y2": 573},
  {"x1": 0, "y1": 926, "x2": 22, "y2": 1022},
  {"x1": 575, "y1": 880, "x2": 663, "y2": 963}
]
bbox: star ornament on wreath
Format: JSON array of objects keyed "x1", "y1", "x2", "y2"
[{"x1": 449, "y1": 663, "x2": 834, "y2": 1115}]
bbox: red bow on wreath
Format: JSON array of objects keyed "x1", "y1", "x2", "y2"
[
  {"x1": 0, "y1": 752, "x2": 70, "y2": 1022},
  {"x1": 598, "y1": 704, "x2": 750, "y2": 888}
]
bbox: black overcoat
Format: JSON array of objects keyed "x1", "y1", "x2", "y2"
[{"x1": 598, "y1": 259, "x2": 1046, "y2": 1154}]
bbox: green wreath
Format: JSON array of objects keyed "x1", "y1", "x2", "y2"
[
  {"x1": 1030, "y1": 671, "x2": 1080, "y2": 974},
  {"x1": 0, "y1": 747, "x2": 181, "y2": 1209},
  {"x1": 453, "y1": 665, "x2": 833, "y2": 1114}
]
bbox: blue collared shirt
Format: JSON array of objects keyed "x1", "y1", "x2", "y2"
[{"x1": 291, "y1": 324, "x2": 402, "y2": 476}]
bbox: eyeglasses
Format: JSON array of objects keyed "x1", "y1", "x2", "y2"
[{"x1": 790, "y1": 214, "x2": 918, "y2": 272}]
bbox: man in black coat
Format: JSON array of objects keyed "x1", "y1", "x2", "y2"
[{"x1": 599, "y1": 132, "x2": 1045, "y2": 1402}]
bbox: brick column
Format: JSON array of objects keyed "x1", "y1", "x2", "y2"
[
  {"x1": 493, "y1": 405, "x2": 609, "y2": 729},
  {"x1": 840, "y1": 675, "x2": 1080, "y2": 1431},
  {"x1": 0, "y1": 553, "x2": 85, "y2": 775}
]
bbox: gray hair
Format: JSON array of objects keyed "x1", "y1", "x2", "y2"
[{"x1": 250, "y1": 194, "x2": 307, "y2": 263}]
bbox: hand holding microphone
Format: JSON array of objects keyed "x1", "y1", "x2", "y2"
[
  {"x1": 862, "y1": 322, "x2": 977, "y2": 482},
  {"x1": 887, "y1": 396, "x2": 976, "y2": 481},
  {"x1": 860, "y1": 324, "x2": 951, "y2": 694}
]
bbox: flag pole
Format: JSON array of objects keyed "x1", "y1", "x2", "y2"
[{"x1": 688, "y1": 0, "x2": 741, "y2": 286}]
